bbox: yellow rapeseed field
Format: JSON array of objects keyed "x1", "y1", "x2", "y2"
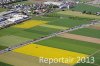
[
  {"x1": 14, "y1": 20, "x2": 47, "y2": 28},
  {"x1": 13, "y1": 44, "x2": 88, "y2": 65}
]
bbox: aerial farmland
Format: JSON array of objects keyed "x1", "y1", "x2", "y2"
[{"x1": 0, "y1": 0, "x2": 100, "y2": 66}]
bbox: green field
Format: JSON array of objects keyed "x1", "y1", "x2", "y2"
[
  {"x1": 32, "y1": 13, "x2": 93, "y2": 28},
  {"x1": 0, "y1": 16, "x2": 94, "y2": 50},
  {"x1": 1, "y1": 16, "x2": 84, "y2": 39},
  {"x1": 0, "y1": 8, "x2": 7, "y2": 12},
  {"x1": 71, "y1": 3, "x2": 100, "y2": 13},
  {"x1": 75, "y1": 51, "x2": 100, "y2": 66},
  {"x1": 0, "y1": 27, "x2": 33, "y2": 48},
  {"x1": 36, "y1": 37, "x2": 100, "y2": 55},
  {"x1": 13, "y1": 1, "x2": 33, "y2": 5},
  {"x1": 25, "y1": 26, "x2": 61, "y2": 35},
  {"x1": 32, "y1": 12, "x2": 92, "y2": 22},
  {"x1": 75, "y1": 63, "x2": 97, "y2": 66},
  {"x1": 13, "y1": 31, "x2": 44, "y2": 39},
  {"x1": 0, "y1": 52, "x2": 67, "y2": 66},
  {"x1": 58, "y1": 10, "x2": 100, "y2": 19},
  {"x1": 48, "y1": 18, "x2": 91, "y2": 27},
  {"x1": 40, "y1": 24, "x2": 68, "y2": 30},
  {"x1": 0, "y1": 62, "x2": 13, "y2": 66},
  {"x1": 0, "y1": 45, "x2": 7, "y2": 50},
  {"x1": 0, "y1": 35, "x2": 31, "y2": 47},
  {"x1": 69, "y1": 28, "x2": 100, "y2": 38},
  {"x1": 0, "y1": 23, "x2": 61, "y2": 49},
  {"x1": 0, "y1": 27, "x2": 45, "y2": 39},
  {"x1": 75, "y1": 0, "x2": 92, "y2": 2},
  {"x1": 92, "y1": 51, "x2": 100, "y2": 65},
  {"x1": 0, "y1": 27, "x2": 24, "y2": 37},
  {"x1": 31, "y1": 16, "x2": 58, "y2": 22},
  {"x1": 36, "y1": 36, "x2": 100, "y2": 66}
]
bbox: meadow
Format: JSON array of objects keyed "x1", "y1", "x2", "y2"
[
  {"x1": 47, "y1": 17, "x2": 91, "y2": 27},
  {"x1": 75, "y1": 63, "x2": 97, "y2": 66},
  {"x1": 58, "y1": 10, "x2": 100, "y2": 19},
  {"x1": 92, "y1": 51, "x2": 100, "y2": 65},
  {"x1": 0, "y1": 62, "x2": 12, "y2": 66},
  {"x1": 0, "y1": 35, "x2": 31, "y2": 47},
  {"x1": 75, "y1": 50, "x2": 100, "y2": 66},
  {"x1": 25, "y1": 26, "x2": 61, "y2": 35},
  {"x1": 0, "y1": 8, "x2": 7, "y2": 12},
  {"x1": 71, "y1": 3, "x2": 100, "y2": 13},
  {"x1": 75, "y1": 0, "x2": 93, "y2": 2},
  {"x1": 36, "y1": 37, "x2": 100, "y2": 55},
  {"x1": 69, "y1": 28, "x2": 100, "y2": 38},
  {"x1": 0, "y1": 51, "x2": 67, "y2": 66},
  {"x1": 0, "y1": 45, "x2": 7, "y2": 50}
]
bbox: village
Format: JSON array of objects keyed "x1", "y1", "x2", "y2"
[{"x1": 0, "y1": 0, "x2": 100, "y2": 66}]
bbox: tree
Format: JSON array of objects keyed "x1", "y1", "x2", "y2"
[
  {"x1": 82, "y1": 10, "x2": 86, "y2": 14},
  {"x1": 87, "y1": 11, "x2": 92, "y2": 14}
]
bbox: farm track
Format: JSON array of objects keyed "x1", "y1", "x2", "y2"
[{"x1": 89, "y1": 25, "x2": 100, "y2": 30}]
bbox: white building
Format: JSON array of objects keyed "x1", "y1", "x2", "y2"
[
  {"x1": 44, "y1": 1, "x2": 63, "y2": 6},
  {"x1": 8, "y1": 14, "x2": 28, "y2": 22}
]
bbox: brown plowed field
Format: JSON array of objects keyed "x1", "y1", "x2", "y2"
[{"x1": 58, "y1": 33, "x2": 100, "y2": 44}]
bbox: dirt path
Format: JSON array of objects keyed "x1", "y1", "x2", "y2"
[
  {"x1": 58, "y1": 33, "x2": 100, "y2": 44},
  {"x1": 89, "y1": 25, "x2": 100, "y2": 30}
]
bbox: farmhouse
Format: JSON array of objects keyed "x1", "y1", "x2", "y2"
[{"x1": 96, "y1": 12, "x2": 100, "y2": 16}]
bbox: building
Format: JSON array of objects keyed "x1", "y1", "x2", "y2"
[
  {"x1": 0, "y1": 11, "x2": 29, "y2": 29},
  {"x1": 44, "y1": 1, "x2": 63, "y2": 6},
  {"x1": 0, "y1": 0, "x2": 27, "y2": 5},
  {"x1": 28, "y1": 0, "x2": 60, "y2": 3}
]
